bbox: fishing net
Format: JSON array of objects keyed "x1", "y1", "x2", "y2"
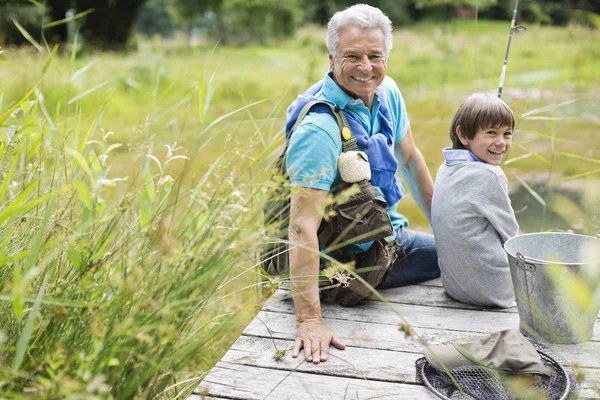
[{"x1": 415, "y1": 339, "x2": 579, "y2": 400}]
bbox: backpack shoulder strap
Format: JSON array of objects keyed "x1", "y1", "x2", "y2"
[{"x1": 287, "y1": 101, "x2": 358, "y2": 152}]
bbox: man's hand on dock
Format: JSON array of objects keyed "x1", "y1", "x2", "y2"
[{"x1": 292, "y1": 320, "x2": 346, "y2": 364}]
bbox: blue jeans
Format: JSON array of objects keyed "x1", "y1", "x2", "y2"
[{"x1": 378, "y1": 227, "x2": 440, "y2": 289}]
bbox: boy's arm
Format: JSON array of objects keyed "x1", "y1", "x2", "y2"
[{"x1": 475, "y1": 173, "x2": 519, "y2": 242}]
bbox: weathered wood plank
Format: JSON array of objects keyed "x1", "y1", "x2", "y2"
[
  {"x1": 222, "y1": 335, "x2": 420, "y2": 384},
  {"x1": 263, "y1": 290, "x2": 600, "y2": 341},
  {"x1": 197, "y1": 362, "x2": 438, "y2": 400},
  {"x1": 245, "y1": 310, "x2": 472, "y2": 353},
  {"x1": 222, "y1": 335, "x2": 600, "y2": 389},
  {"x1": 244, "y1": 310, "x2": 600, "y2": 368},
  {"x1": 282, "y1": 283, "x2": 518, "y2": 312},
  {"x1": 370, "y1": 284, "x2": 518, "y2": 312},
  {"x1": 265, "y1": 290, "x2": 520, "y2": 329},
  {"x1": 417, "y1": 278, "x2": 443, "y2": 287}
]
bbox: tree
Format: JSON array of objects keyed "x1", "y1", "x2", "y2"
[
  {"x1": 1, "y1": 0, "x2": 147, "y2": 50},
  {"x1": 76, "y1": 0, "x2": 148, "y2": 49}
]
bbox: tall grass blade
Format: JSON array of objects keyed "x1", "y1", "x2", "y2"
[
  {"x1": 11, "y1": 198, "x2": 50, "y2": 323},
  {"x1": 555, "y1": 152, "x2": 600, "y2": 164},
  {"x1": 0, "y1": 158, "x2": 17, "y2": 199},
  {"x1": 67, "y1": 79, "x2": 112, "y2": 105},
  {"x1": 27, "y1": 0, "x2": 44, "y2": 7},
  {"x1": 35, "y1": 89, "x2": 55, "y2": 130},
  {"x1": 550, "y1": 169, "x2": 600, "y2": 184},
  {"x1": 0, "y1": 85, "x2": 38, "y2": 125},
  {"x1": 78, "y1": 106, "x2": 104, "y2": 153},
  {"x1": 503, "y1": 152, "x2": 533, "y2": 165},
  {"x1": 198, "y1": 72, "x2": 205, "y2": 124},
  {"x1": 200, "y1": 99, "x2": 267, "y2": 137},
  {"x1": 0, "y1": 188, "x2": 66, "y2": 227},
  {"x1": 0, "y1": 294, "x2": 95, "y2": 308},
  {"x1": 516, "y1": 144, "x2": 550, "y2": 165},
  {"x1": 513, "y1": 175, "x2": 546, "y2": 207},
  {"x1": 70, "y1": 61, "x2": 95, "y2": 82},
  {"x1": 519, "y1": 129, "x2": 566, "y2": 142},
  {"x1": 70, "y1": 28, "x2": 79, "y2": 69},
  {"x1": 11, "y1": 19, "x2": 43, "y2": 52},
  {"x1": 13, "y1": 274, "x2": 48, "y2": 370},
  {"x1": 41, "y1": 44, "x2": 59, "y2": 75},
  {"x1": 249, "y1": 134, "x2": 284, "y2": 167},
  {"x1": 521, "y1": 99, "x2": 578, "y2": 117},
  {"x1": 43, "y1": 9, "x2": 95, "y2": 29}
]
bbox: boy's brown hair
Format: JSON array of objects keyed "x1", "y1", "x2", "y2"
[{"x1": 450, "y1": 93, "x2": 515, "y2": 149}]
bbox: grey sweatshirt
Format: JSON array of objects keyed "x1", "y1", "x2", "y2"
[{"x1": 431, "y1": 149, "x2": 519, "y2": 308}]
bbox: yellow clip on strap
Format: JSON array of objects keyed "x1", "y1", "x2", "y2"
[{"x1": 341, "y1": 127, "x2": 352, "y2": 141}]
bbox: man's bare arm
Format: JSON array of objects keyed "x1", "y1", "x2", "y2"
[
  {"x1": 288, "y1": 187, "x2": 345, "y2": 364},
  {"x1": 394, "y1": 127, "x2": 434, "y2": 222}
]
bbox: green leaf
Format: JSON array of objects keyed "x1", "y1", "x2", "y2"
[
  {"x1": 20, "y1": 101, "x2": 32, "y2": 114},
  {"x1": 68, "y1": 248, "x2": 83, "y2": 271},
  {"x1": 90, "y1": 152, "x2": 102, "y2": 173},
  {"x1": 74, "y1": 179, "x2": 92, "y2": 208},
  {"x1": 140, "y1": 191, "x2": 151, "y2": 228},
  {"x1": 105, "y1": 143, "x2": 122, "y2": 154},
  {"x1": 65, "y1": 148, "x2": 91, "y2": 175},
  {"x1": 14, "y1": 274, "x2": 48, "y2": 370},
  {"x1": 145, "y1": 173, "x2": 156, "y2": 202},
  {"x1": 12, "y1": 19, "x2": 43, "y2": 52}
]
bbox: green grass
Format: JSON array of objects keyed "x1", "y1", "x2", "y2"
[{"x1": 0, "y1": 20, "x2": 598, "y2": 398}]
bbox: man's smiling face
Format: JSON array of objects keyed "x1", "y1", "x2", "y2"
[{"x1": 329, "y1": 26, "x2": 387, "y2": 109}]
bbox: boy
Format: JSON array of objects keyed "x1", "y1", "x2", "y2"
[{"x1": 431, "y1": 93, "x2": 519, "y2": 308}]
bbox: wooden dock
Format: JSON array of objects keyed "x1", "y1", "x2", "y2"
[{"x1": 190, "y1": 279, "x2": 600, "y2": 399}]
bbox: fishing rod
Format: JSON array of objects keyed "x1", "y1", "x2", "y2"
[{"x1": 498, "y1": 0, "x2": 526, "y2": 98}]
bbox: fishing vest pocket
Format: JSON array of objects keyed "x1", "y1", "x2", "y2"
[{"x1": 319, "y1": 180, "x2": 394, "y2": 248}]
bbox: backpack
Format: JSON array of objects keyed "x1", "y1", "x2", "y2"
[{"x1": 261, "y1": 101, "x2": 398, "y2": 305}]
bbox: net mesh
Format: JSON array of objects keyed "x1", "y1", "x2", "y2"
[{"x1": 415, "y1": 339, "x2": 580, "y2": 400}]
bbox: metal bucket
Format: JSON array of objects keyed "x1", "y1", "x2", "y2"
[{"x1": 504, "y1": 232, "x2": 600, "y2": 344}]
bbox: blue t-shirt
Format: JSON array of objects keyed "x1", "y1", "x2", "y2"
[{"x1": 286, "y1": 72, "x2": 411, "y2": 252}]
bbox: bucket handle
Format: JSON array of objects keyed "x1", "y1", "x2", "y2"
[{"x1": 516, "y1": 252, "x2": 536, "y2": 272}]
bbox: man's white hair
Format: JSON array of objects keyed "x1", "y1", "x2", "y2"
[{"x1": 325, "y1": 4, "x2": 393, "y2": 59}]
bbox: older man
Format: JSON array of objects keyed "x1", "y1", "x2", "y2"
[{"x1": 286, "y1": 4, "x2": 440, "y2": 364}]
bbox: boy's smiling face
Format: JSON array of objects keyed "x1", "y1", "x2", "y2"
[{"x1": 458, "y1": 125, "x2": 513, "y2": 166}]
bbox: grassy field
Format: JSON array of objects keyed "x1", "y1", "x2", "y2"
[{"x1": 0, "y1": 20, "x2": 598, "y2": 398}]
